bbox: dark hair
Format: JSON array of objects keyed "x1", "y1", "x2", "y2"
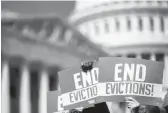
[
  {"x1": 147, "y1": 106, "x2": 160, "y2": 113},
  {"x1": 132, "y1": 106, "x2": 161, "y2": 113},
  {"x1": 164, "y1": 106, "x2": 168, "y2": 113}
]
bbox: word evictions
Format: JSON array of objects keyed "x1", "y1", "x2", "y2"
[
  {"x1": 106, "y1": 82, "x2": 154, "y2": 96},
  {"x1": 68, "y1": 68, "x2": 99, "y2": 103}
]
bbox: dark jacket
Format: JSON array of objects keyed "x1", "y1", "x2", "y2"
[{"x1": 82, "y1": 102, "x2": 110, "y2": 113}]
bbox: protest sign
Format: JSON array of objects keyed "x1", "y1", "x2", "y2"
[
  {"x1": 47, "y1": 90, "x2": 69, "y2": 113},
  {"x1": 47, "y1": 90, "x2": 87, "y2": 113},
  {"x1": 97, "y1": 57, "x2": 164, "y2": 106},
  {"x1": 58, "y1": 63, "x2": 98, "y2": 110}
]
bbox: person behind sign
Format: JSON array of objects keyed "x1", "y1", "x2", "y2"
[{"x1": 126, "y1": 96, "x2": 168, "y2": 113}]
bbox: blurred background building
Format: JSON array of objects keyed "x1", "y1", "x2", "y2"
[{"x1": 1, "y1": 1, "x2": 168, "y2": 113}]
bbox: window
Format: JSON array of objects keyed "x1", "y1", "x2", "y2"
[
  {"x1": 104, "y1": 20, "x2": 109, "y2": 33},
  {"x1": 127, "y1": 18, "x2": 131, "y2": 31},
  {"x1": 115, "y1": 54, "x2": 122, "y2": 57},
  {"x1": 49, "y1": 75, "x2": 57, "y2": 91},
  {"x1": 138, "y1": 17, "x2": 143, "y2": 31},
  {"x1": 150, "y1": 17, "x2": 154, "y2": 31},
  {"x1": 115, "y1": 18, "x2": 120, "y2": 31},
  {"x1": 2, "y1": 22, "x2": 14, "y2": 28},
  {"x1": 95, "y1": 22, "x2": 99, "y2": 34},
  {"x1": 141, "y1": 53, "x2": 150, "y2": 60},
  {"x1": 160, "y1": 17, "x2": 164, "y2": 32},
  {"x1": 156, "y1": 53, "x2": 164, "y2": 62},
  {"x1": 127, "y1": 54, "x2": 136, "y2": 58},
  {"x1": 147, "y1": 1, "x2": 152, "y2": 4},
  {"x1": 157, "y1": 1, "x2": 162, "y2": 5}
]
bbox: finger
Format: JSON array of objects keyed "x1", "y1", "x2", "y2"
[
  {"x1": 127, "y1": 105, "x2": 133, "y2": 109},
  {"x1": 125, "y1": 97, "x2": 134, "y2": 101},
  {"x1": 127, "y1": 105, "x2": 136, "y2": 110},
  {"x1": 126, "y1": 100, "x2": 136, "y2": 104},
  {"x1": 126, "y1": 97, "x2": 137, "y2": 102},
  {"x1": 125, "y1": 98, "x2": 136, "y2": 102},
  {"x1": 126, "y1": 98, "x2": 137, "y2": 103},
  {"x1": 127, "y1": 103, "x2": 135, "y2": 106}
]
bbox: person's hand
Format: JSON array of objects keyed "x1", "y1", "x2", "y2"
[
  {"x1": 125, "y1": 97, "x2": 140, "y2": 110},
  {"x1": 81, "y1": 60, "x2": 95, "y2": 72}
]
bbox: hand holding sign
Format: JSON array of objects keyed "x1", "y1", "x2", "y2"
[{"x1": 125, "y1": 97, "x2": 140, "y2": 110}]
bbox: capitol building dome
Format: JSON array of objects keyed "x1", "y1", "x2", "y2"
[{"x1": 69, "y1": 0, "x2": 168, "y2": 89}]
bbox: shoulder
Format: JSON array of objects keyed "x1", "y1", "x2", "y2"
[{"x1": 82, "y1": 102, "x2": 110, "y2": 113}]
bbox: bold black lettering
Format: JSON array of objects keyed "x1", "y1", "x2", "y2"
[
  {"x1": 90, "y1": 87, "x2": 93, "y2": 97},
  {"x1": 145, "y1": 84, "x2": 152, "y2": 95},
  {"x1": 133, "y1": 83, "x2": 139, "y2": 94},
  {"x1": 115, "y1": 83, "x2": 119, "y2": 94},
  {"x1": 151, "y1": 84, "x2": 154, "y2": 96},
  {"x1": 86, "y1": 87, "x2": 91, "y2": 98},
  {"x1": 129, "y1": 83, "x2": 133, "y2": 94},
  {"x1": 139, "y1": 83, "x2": 145, "y2": 95},
  {"x1": 125, "y1": 83, "x2": 130, "y2": 94},
  {"x1": 119, "y1": 83, "x2": 124, "y2": 94},
  {"x1": 106, "y1": 83, "x2": 112, "y2": 94},
  {"x1": 74, "y1": 91, "x2": 79, "y2": 101},
  {"x1": 69, "y1": 93, "x2": 74, "y2": 102},
  {"x1": 93, "y1": 86, "x2": 98, "y2": 96},
  {"x1": 81, "y1": 89, "x2": 86, "y2": 99}
]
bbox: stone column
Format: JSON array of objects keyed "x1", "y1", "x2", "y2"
[
  {"x1": 136, "y1": 54, "x2": 142, "y2": 59},
  {"x1": 165, "y1": 16, "x2": 168, "y2": 35},
  {"x1": 150, "y1": 53, "x2": 156, "y2": 61},
  {"x1": 2, "y1": 60, "x2": 10, "y2": 113},
  {"x1": 19, "y1": 64, "x2": 31, "y2": 113},
  {"x1": 38, "y1": 69, "x2": 49, "y2": 113}
]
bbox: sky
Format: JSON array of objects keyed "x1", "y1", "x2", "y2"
[{"x1": 1, "y1": 1, "x2": 76, "y2": 19}]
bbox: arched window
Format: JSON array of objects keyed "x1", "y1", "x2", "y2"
[
  {"x1": 160, "y1": 17, "x2": 164, "y2": 32},
  {"x1": 150, "y1": 17, "x2": 154, "y2": 31},
  {"x1": 138, "y1": 17, "x2": 143, "y2": 31}
]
